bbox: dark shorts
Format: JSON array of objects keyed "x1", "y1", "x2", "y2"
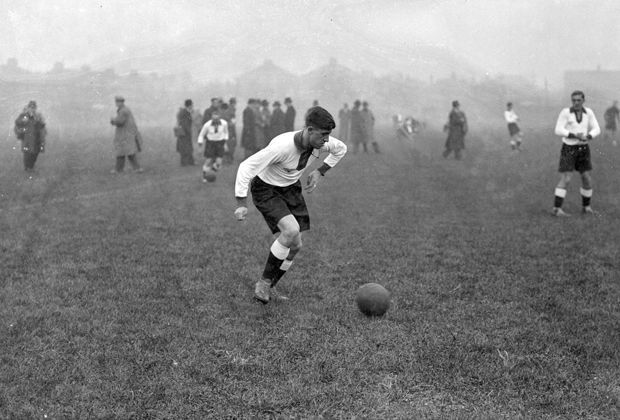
[
  {"x1": 558, "y1": 143, "x2": 592, "y2": 173},
  {"x1": 204, "y1": 140, "x2": 226, "y2": 158},
  {"x1": 250, "y1": 176, "x2": 310, "y2": 234},
  {"x1": 507, "y1": 123, "x2": 520, "y2": 136}
]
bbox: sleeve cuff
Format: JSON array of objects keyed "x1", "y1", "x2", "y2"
[
  {"x1": 317, "y1": 163, "x2": 331, "y2": 176},
  {"x1": 235, "y1": 196, "x2": 248, "y2": 207}
]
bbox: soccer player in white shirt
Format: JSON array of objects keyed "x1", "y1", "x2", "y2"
[
  {"x1": 234, "y1": 107, "x2": 347, "y2": 303},
  {"x1": 197, "y1": 110, "x2": 229, "y2": 181},
  {"x1": 504, "y1": 102, "x2": 523, "y2": 151},
  {"x1": 552, "y1": 90, "x2": 601, "y2": 216}
]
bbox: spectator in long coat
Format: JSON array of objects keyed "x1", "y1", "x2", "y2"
[
  {"x1": 338, "y1": 103, "x2": 351, "y2": 143},
  {"x1": 442, "y1": 100, "x2": 468, "y2": 160},
  {"x1": 241, "y1": 99, "x2": 258, "y2": 159},
  {"x1": 176, "y1": 99, "x2": 195, "y2": 166},
  {"x1": 260, "y1": 99, "x2": 272, "y2": 142},
  {"x1": 254, "y1": 99, "x2": 267, "y2": 150},
  {"x1": 221, "y1": 98, "x2": 238, "y2": 164},
  {"x1": 270, "y1": 101, "x2": 286, "y2": 137},
  {"x1": 110, "y1": 96, "x2": 143, "y2": 173},
  {"x1": 284, "y1": 97, "x2": 296, "y2": 132},
  {"x1": 361, "y1": 101, "x2": 379, "y2": 153},
  {"x1": 14, "y1": 100, "x2": 46, "y2": 172},
  {"x1": 349, "y1": 100, "x2": 365, "y2": 153}
]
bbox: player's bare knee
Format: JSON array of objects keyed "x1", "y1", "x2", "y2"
[{"x1": 279, "y1": 225, "x2": 300, "y2": 245}]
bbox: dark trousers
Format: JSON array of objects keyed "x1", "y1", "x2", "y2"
[
  {"x1": 116, "y1": 154, "x2": 140, "y2": 172},
  {"x1": 23, "y1": 151, "x2": 39, "y2": 170}
]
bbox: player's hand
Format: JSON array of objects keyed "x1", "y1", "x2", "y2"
[
  {"x1": 305, "y1": 170, "x2": 320, "y2": 193},
  {"x1": 234, "y1": 206, "x2": 248, "y2": 221}
]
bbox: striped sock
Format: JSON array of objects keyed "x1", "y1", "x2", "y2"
[
  {"x1": 580, "y1": 188, "x2": 592, "y2": 207},
  {"x1": 554, "y1": 187, "x2": 567, "y2": 208}
]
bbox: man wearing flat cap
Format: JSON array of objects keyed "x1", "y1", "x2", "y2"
[{"x1": 110, "y1": 96, "x2": 143, "y2": 173}]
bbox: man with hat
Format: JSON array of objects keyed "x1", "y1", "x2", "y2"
[
  {"x1": 176, "y1": 99, "x2": 195, "y2": 166},
  {"x1": 284, "y1": 97, "x2": 296, "y2": 132},
  {"x1": 110, "y1": 96, "x2": 143, "y2": 173},
  {"x1": 270, "y1": 101, "x2": 286, "y2": 137},
  {"x1": 14, "y1": 100, "x2": 47, "y2": 172}
]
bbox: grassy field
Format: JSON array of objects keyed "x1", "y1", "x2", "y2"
[{"x1": 1, "y1": 119, "x2": 620, "y2": 419}]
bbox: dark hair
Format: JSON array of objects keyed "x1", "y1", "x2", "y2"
[
  {"x1": 184, "y1": 99, "x2": 193, "y2": 107},
  {"x1": 305, "y1": 106, "x2": 336, "y2": 130},
  {"x1": 284, "y1": 97, "x2": 292, "y2": 103},
  {"x1": 452, "y1": 100, "x2": 460, "y2": 107},
  {"x1": 571, "y1": 90, "x2": 585, "y2": 99},
  {"x1": 506, "y1": 101, "x2": 512, "y2": 107},
  {"x1": 221, "y1": 103, "x2": 229, "y2": 110}
]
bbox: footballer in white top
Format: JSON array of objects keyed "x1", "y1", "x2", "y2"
[
  {"x1": 551, "y1": 90, "x2": 600, "y2": 217},
  {"x1": 234, "y1": 106, "x2": 347, "y2": 304}
]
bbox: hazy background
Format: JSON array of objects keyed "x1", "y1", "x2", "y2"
[
  {"x1": 3, "y1": 0, "x2": 620, "y2": 88},
  {"x1": 2, "y1": 0, "x2": 620, "y2": 131}
]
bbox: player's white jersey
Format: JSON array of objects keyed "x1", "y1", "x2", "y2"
[
  {"x1": 555, "y1": 106, "x2": 600, "y2": 146},
  {"x1": 235, "y1": 130, "x2": 347, "y2": 198}
]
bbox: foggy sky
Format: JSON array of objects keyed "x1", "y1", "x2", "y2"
[{"x1": 2, "y1": 0, "x2": 620, "y2": 88}]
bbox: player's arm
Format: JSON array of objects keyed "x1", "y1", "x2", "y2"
[
  {"x1": 306, "y1": 137, "x2": 348, "y2": 193},
  {"x1": 554, "y1": 109, "x2": 571, "y2": 138},
  {"x1": 234, "y1": 147, "x2": 283, "y2": 220},
  {"x1": 197, "y1": 122, "x2": 209, "y2": 145}
]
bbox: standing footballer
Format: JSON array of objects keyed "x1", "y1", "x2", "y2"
[
  {"x1": 234, "y1": 106, "x2": 347, "y2": 303},
  {"x1": 552, "y1": 90, "x2": 600, "y2": 216}
]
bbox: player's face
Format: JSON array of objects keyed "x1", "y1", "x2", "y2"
[
  {"x1": 308, "y1": 127, "x2": 331, "y2": 148},
  {"x1": 571, "y1": 95, "x2": 584, "y2": 110}
]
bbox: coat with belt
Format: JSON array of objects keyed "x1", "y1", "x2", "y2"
[{"x1": 111, "y1": 104, "x2": 141, "y2": 156}]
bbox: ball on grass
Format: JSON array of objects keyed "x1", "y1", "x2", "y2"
[
  {"x1": 204, "y1": 171, "x2": 216, "y2": 183},
  {"x1": 356, "y1": 283, "x2": 391, "y2": 317}
]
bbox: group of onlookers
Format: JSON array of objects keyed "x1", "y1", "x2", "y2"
[
  {"x1": 337, "y1": 100, "x2": 380, "y2": 153},
  {"x1": 241, "y1": 97, "x2": 296, "y2": 159},
  {"x1": 175, "y1": 97, "x2": 238, "y2": 170},
  {"x1": 12, "y1": 95, "x2": 389, "y2": 175}
]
